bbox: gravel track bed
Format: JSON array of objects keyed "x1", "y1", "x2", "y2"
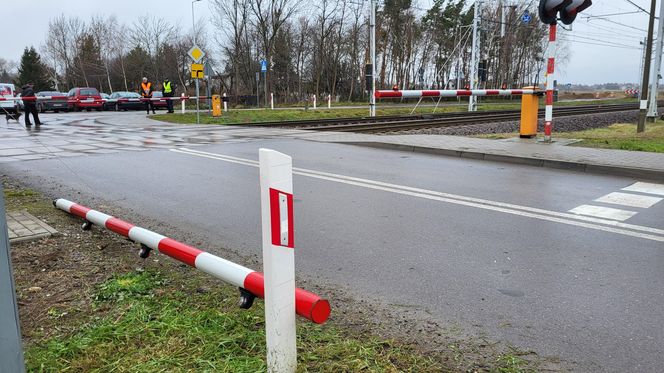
[{"x1": 381, "y1": 110, "x2": 639, "y2": 136}]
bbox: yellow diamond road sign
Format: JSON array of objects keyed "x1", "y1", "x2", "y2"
[{"x1": 188, "y1": 45, "x2": 205, "y2": 63}]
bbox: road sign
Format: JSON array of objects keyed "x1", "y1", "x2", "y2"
[
  {"x1": 522, "y1": 11, "x2": 531, "y2": 24},
  {"x1": 191, "y1": 63, "x2": 204, "y2": 79},
  {"x1": 188, "y1": 45, "x2": 205, "y2": 63},
  {"x1": 260, "y1": 59, "x2": 268, "y2": 72}
]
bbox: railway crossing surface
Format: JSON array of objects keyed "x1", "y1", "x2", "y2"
[{"x1": 2, "y1": 111, "x2": 664, "y2": 372}]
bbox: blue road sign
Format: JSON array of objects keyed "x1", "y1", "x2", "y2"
[
  {"x1": 260, "y1": 59, "x2": 268, "y2": 72},
  {"x1": 522, "y1": 11, "x2": 531, "y2": 24}
]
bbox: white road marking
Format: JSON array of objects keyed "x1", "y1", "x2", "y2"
[
  {"x1": 569, "y1": 205, "x2": 637, "y2": 221},
  {"x1": 595, "y1": 192, "x2": 663, "y2": 209},
  {"x1": 622, "y1": 182, "x2": 664, "y2": 196},
  {"x1": 171, "y1": 148, "x2": 664, "y2": 242}
]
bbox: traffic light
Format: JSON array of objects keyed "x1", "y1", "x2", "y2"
[
  {"x1": 539, "y1": 0, "x2": 591, "y2": 25},
  {"x1": 478, "y1": 60, "x2": 487, "y2": 82},
  {"x1": 365, "y1": 64, "x2": 373, "y2": 91},
  {"x1": 560, "y1": 0, "x2": 592, "y2": 25}
]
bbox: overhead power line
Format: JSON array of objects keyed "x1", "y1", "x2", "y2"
[
  {"x1": 623, "y1": 0, "x2": 650, "y2": 14},
  {"x1": 582, "y1": 14, "x2": 648, "y2": 32}
]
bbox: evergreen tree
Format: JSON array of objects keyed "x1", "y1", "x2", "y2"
[{"x1": 16, "y1": 47, "x2": 54, "y2": 91}]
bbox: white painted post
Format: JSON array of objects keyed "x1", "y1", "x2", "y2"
[
  {"x1": 223, "y1": 93, "x2": 228, "y2": 112},
  {"x1": 259, "y1": 149, "x2": 296, "y2": 373},
  {"x1": 313, "y1": 95, "x2": 317, "y2": 109},
  {"x1": 181, "y1": 93, "x2": 186, "y2": 114},
  {"x1": 327, "y1": 94, "x2": 331, "y2": 109},
  {"x1": 271, "y1": 93, "x2": 274, "y2": 110}
]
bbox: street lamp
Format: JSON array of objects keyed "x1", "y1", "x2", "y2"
[{"x1": 192, "y1": 0, "x2": 202, "y2": 44}]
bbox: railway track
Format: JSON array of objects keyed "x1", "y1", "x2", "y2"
[{"x1": 297, "y1": 103, "x2": 642, "y2": 133}]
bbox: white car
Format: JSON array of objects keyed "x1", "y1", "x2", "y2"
[{"x1": 0, "y1": 83, "x2": 19, "y2": 114}]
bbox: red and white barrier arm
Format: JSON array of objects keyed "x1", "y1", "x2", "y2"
[
  {"x1": 0, "y1": 96, "x2": 68, "y2": 101},
  {"x1": 375, "y1": 89, "x2": 535, "y2": 99},
  {"x1": 53, "y1": 198, "x2": 331, "y2": 324}
]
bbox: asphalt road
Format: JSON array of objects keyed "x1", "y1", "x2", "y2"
[{"x1": 2, "y1": 113, "x2": 663, "y2": 372}]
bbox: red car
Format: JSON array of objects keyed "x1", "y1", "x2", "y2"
[
  {"x1": 151, "y1": 91, "x2": 168, "y2": 110},
  {"x1": 67, "y1": 87, "x2": 103, "y2": 111}
]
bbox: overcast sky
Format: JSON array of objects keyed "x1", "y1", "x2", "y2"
[{"x1": 0, "y1": 0, "x2": 656, "y2": 85}]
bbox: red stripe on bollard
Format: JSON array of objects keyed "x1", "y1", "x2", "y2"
[
  {"x1": 545, "y1": 93, "x2": 554, "y2": 105},
  {"x1": 70, "y1": 204, "x2": 91, "y2": 218},
  {"x1": 547, "y1": 58, "x2": 555, "y2": 74},
  {"x1": 105, "y1": 218, "x2": 134, "y2": 237},
  {"x1": 158, "y1": 238, "x2": 203, "y2": 267}
]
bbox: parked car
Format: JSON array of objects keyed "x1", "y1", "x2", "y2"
[
  {"x1": 67, "y1": 87, "x2": 103, "y2": 111},
  {"x1": 151, "y1": 91, "x2": 168, "y2": 110},
  {"x1": 100, "y1": 93, "x2": 114, "y2": 110},
  {"x1": 109, "y1": 91, "x2": 144, "y2": 111},
  {"x1": 36, "y1": 91, "x2": 68, "y2": 113},
  {"x1": 0, "y1": 83, "x2": 19, "y2": 115}
]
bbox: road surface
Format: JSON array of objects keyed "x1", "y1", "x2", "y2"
[{"x1": 2, "y1": 111, "x2": 663, "y2": 372}]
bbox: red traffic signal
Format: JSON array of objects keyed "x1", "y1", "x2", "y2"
[
  {"x1": 539, "y1": 0, "x2": 591, "y2": 25},
  {"x1": 539, "y1": 0, "x2": 571, "y2": 25},
  {"x1": 560, "y1": 0, "x2": 592, "y2": 24}
]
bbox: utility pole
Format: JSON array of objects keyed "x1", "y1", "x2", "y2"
[
  {"x1": 469, "y1": 0, "x2": 481, "y2": 111},
  {"x1": 647, "y1": 3, "x2": 664, "y2": 120},
  {"x1": 370, "y1": 0, "x2": 376, "y2": 117},
  {"x1": 638, "y1": 0, "x2": 657, "y2": 132},
  {"x1": 500, "y1": 0, "x2": 506, "y2": 38}
]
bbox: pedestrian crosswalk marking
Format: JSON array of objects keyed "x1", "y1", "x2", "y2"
[
  {"x1": 568, "y1": 205, "x2": 637, "y2": 221},
  {"x1": 594, "y1": 192, "x2": 662, "y2": 209},
  {"x1": 622, "y1": 182, "x2": 664, "y2": 196}
]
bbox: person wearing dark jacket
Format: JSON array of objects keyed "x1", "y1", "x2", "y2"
[
  {"x1": 21, "y1": 83, "x2": 41, "y2": 126},
  {"x1": 162, "y1": 78, "x2": 174, "y2": 113}
]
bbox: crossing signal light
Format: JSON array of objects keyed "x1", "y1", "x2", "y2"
[
  {"x1": 538, "y1": 0, "x2": 591, "y2": 25},
  {"x1": 560, "y1": 0, "x2": 592, "y2": 25}
]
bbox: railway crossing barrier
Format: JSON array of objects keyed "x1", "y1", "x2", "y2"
[
  {"x1": 54, "y1": 148, "x2": 329, "y2": 371},
  {"x1": 376, "y1": 88, "x2": 543, "y2": 138}
]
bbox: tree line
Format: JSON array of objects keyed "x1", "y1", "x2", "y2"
[{"x1": 6, "y1": 0, "x2": 554, "y2": 104}]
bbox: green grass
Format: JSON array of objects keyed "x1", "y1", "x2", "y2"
[
  {"x1": 25, "y1": 270, "x2": 443, "y2": 372},
  {"x1": 477, "y1": 122, "x2": 664, "y2": 153}
]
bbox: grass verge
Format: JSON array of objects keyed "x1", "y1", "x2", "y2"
[
  {"x1": 152, "y1": 99, "x2": 637, "y2": 126},
  {"x1": 476, "y1": 122, "x2": 664, "y2": 153},
  {"x1": 4, "y1": 178, "x2": 538, "y2": 372}
]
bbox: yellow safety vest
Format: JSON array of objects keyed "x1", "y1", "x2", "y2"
[{"x1": 163, "y1": 81, "x2": 172, "y2": 94}]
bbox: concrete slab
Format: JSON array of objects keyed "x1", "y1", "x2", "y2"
[{"x1": 6, "y1": 210, "x2": 58, "y2": 244}]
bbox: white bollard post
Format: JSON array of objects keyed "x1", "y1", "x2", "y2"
[
  {"x1": 327, "y1": 94, "x2": 331, "y2": 109},
  {"x1": 181, "y1": 93, "x2": 186, "y2": 114},
  {"x1": 259, "y1": 148, "x2": 296, "y2": 373},
  {"x1": 271, "y1": 93, "x2": 274, "y2": 110},
  {"x1": 223, "y1": 93, "x2": 228, "y2": 112},
  {"x1": 313, "y1": 95, "x2": 317, "y2": 109}
]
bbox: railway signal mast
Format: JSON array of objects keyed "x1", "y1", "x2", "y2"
[
  {"x1": 468, "y1": 0, "x2": 482, "y2": 112},
  {"x1": 538, "y1": 0, "x2": 592, "y2": 142}
]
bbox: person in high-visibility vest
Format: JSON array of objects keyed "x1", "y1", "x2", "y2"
[
  {"x1": 162, "y1": 78, "x2": 174, "y2": 114},
  {"x1": 140, "y1": 77, "x2": 155, "y2": 114}
]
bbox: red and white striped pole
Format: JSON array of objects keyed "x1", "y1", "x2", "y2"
[
  {"x1": 259, "y1": 149, "x2": 297, "y2": 372},
  {"x1": 53, "y1": 198, "x2": 330, "y2": 325},
  {"x1": 544, "y1": 23, "x2": 557, "y2": 142}
]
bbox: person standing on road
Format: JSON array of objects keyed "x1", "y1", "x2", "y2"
[
  {"x1": 162, "y1": 78, "x2": 174, "y2": 114},
  {"x1": 140, "y1": 77, "x2": 155, "y2": 114},
  {"x1": 21, "y1": 83, "x2": 41, "y2": 127}
]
